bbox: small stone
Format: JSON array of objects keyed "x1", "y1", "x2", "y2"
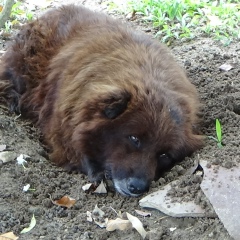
[
  {"x1": 139, "y1": 179, "x2": 205, "y2": 217},
  {"x1": 184, "y1": 60, "x2": 191, "y2": 66},
  {"x1": 223, "y1": 161, "x2": 233, "y2": 169},
  {"x1": 219, "y1": 63, "x2": 233, "y2": 71},
  {"x1": 0, "y1": 145, "x2": 7, "y2": 151},
  {"x1": 200, "y1": 160, "x2": 240, "y2": 240},
  {"x1": 0, "y1": 151, "x2": 17, "y2": 163}
]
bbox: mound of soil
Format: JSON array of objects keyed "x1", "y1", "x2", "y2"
[{"x1": 0, "y1": 1, "x2": 238, "y2": 239}]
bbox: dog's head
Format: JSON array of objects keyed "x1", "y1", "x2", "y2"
[{"x1": 71, "y1": 85, "x2": 203, "y2": 197}]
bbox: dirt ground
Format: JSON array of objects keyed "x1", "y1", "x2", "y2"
[{"x1": 0, "y1": 1, "x2": 239, "y2": 239}]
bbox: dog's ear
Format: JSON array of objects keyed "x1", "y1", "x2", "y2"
[{"x1": 103, "y1": 91, "x2": 131, "y2": 119}]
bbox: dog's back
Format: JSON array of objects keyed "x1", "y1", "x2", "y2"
[{"x1": 0, "y1": 5, "x2": 113, "y2": 116}]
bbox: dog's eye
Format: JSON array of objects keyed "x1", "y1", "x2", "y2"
[
  {"x1": 129, "y1": 135, "x2": 140, "y2": 148},
  {"x1": 158, "y1": 153, "x2": 172, "y2": 162},
  {"x1": 155, "y1": 153, "x2": 174, "y2": 180}
]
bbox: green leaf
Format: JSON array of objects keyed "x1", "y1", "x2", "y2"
[
  {"x1": 216, "y1": 119, "x2": 222, "y2": 143},
  {"x1": 20, "y1": 214, "x2": 36, "y2": 234}
]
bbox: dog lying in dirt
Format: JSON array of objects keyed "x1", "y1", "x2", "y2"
[{"x1": 0, "y1": 4, "x2": 203, "y2": 196}]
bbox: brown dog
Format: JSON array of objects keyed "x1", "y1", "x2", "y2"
[{"x1": 0, "y1": 5, "x2": 203, "y2": 196}]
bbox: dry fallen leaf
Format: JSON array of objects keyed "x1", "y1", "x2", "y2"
[
  {"x1": 126, "y1": 212, "x2": 147, "y2": 239},
  {"x1": 52, "y1": 196, "x2": 76, "y2": 208},
  {"x1": 91, "y1": 205, "x2": 107, "y2": 228},
  {"x1": 0, "y1": 232, "x2": 18, "y2": 240},
  {"x1": 92, "y1": 204, "x2": 105, "y2": 218},
  {"x1": 135, "y1": 210, "x2": 151, "y2": 217},
  {"x1": 86, "y1": 211, "x2": 93, "y2": 222},
  {"x1": 16, "y1": 154, "x2": 29, "y2": 165},
  {"x1": 94, "y1": 218, "x2": 108, "y2": 228},
  {"x1": 20, "y1": 214, "x2": 36, "y2": 234},
  {"x1": 106, "y1": 218, "x2": 132, "y2": 231},
  {"x1": 82, "y1": 183, "x2": 92, "y2": 191},
  {"x1": 93, "y1": 180, "x2": 107, "y2": 194}
]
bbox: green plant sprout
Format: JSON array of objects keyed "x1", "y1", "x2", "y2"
[
  {"x1": 209, "y1": 119, "x2": 223, "y2": 148},
  {"x1": 215, "y1": 118, "x2": 223, "y2": 148}
]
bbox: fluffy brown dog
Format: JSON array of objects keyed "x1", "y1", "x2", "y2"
[{"x1": 0, "y1": 5, "x2": 203, "y2": 196}]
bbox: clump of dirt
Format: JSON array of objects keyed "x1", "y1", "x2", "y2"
[{"x1": 0, "y1": 0, "x2": 239, "y2": 239}]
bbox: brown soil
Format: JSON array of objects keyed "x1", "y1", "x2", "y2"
[{"x1": 0, "y1": 1, "x2": 239, "y2": 239}]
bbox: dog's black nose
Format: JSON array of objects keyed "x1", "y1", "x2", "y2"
[{"x1": 127, "y1": 177, "x2": 149, "y2": 195}]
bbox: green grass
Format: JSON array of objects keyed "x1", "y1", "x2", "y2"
[
  {"x1": 215, "y1": 118, "x2": 223, "y2": 148},
  {"x1": 107, "y1": 0, "x2": 240, "y2": 44},
  {"x1": 3, "y1": 1, "x2": 33, "y2": 32},
  {"x1": 11, "y1": 1, "x2": 34, "y2": 21},
  {"x1": 209, "y1": 119, "x2": 223, "y2": 148}
]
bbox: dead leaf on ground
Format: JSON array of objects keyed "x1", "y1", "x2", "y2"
[
  {"x1": 93, "y1": 180, "x2": 107, "y2": 194},
  {"x1": 106, "y1": 218, "x2": 132, "y2": 231},
  {"x1": 86, "y1": 211, "x2": 93, "y2": 222},
  {"x1": 92, "y1": 204, "x2": 105, "y2": 218},
  {"x1": 82, "y1": 183, "x2": 93, "y2": 191},
  {"x1": 0, "y1": 232, "x2": 18, "y2": 240},
  {"x1": 16, "y1": 154, "x2": 30, "y2": 165},
  {"x1": 135, "y1": 209, "x2": 151, "y2": 217},
  {"x1": 94, "y1": 218, "x2": 108, "y2": 228},
  {"x1": 52, "y1": 195, "x2": 76, "y2": 208},
  {"x1": 126, "y1": 212, "x2": 147, "y2": 239},
  {"x1": 20, "y1": 214, "x2": 36, "y2": 234},
  {"x1": 87, "y1": 205, "x2": 107, "y2": 228}
]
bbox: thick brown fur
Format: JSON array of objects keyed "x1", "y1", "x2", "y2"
[{"x1": 0, "y1": 5, "x2": 203, "y2": 196}]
